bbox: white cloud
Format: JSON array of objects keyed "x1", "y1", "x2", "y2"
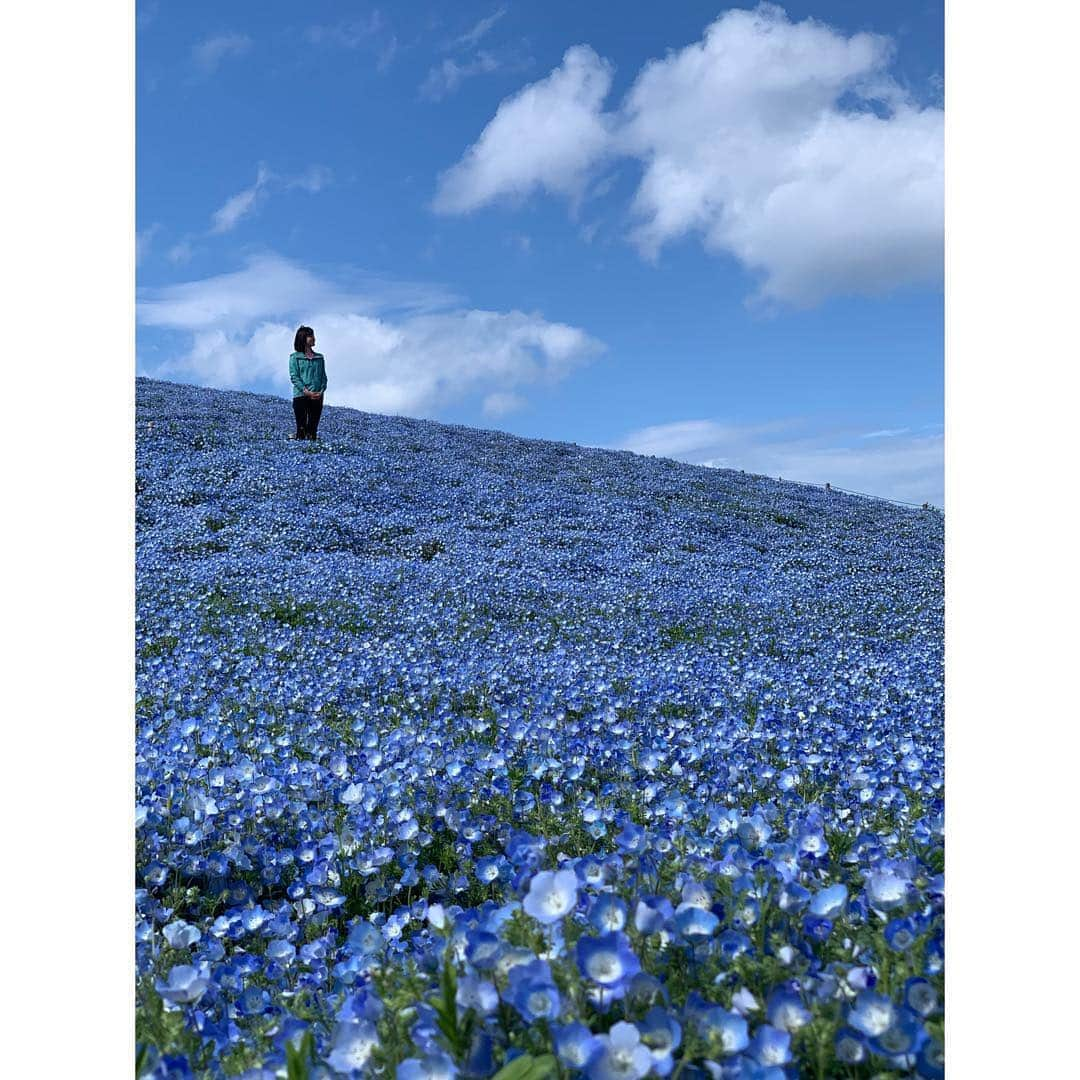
[
  {"x1": 482, "y1": 390, "x2": 526, "y2": 416},
  {"x1": 167, "y1": 240, "x2": 195, "y2": 265},
  {"x1": 431, "y1": 45, "x2": 615, "y2": 214},
  {"x1": 137, "y1": 253, "x2": 603, "y2": 419},
  {"x1": 137, "y1": 1, "x2": 158, "y2": 32},
  {"x1": 304, "y1": 13, "x2": 397, "y2": 71},
  {"x1": 305, "y1": 13, "x2": 384, "y2": 49},
  {"x1": 137, "y1": 252, "x2": 456, "y2": 331},
  {"x1": 192, "y1": 33, "x2": 252, "y2": 74},
  {"x1": 611, "y1": 416, "x2": 943, "y2": 507},
  {"x1": 286, "y1": 164, "x2": 334, "y2": 193},
  {"x1": 434, "y1": 4, "x2": 943, "y2": 306},
  {"x1": 210, "y1": 164, "x2": 272, "y2": 234},
  {"x1": 420, "y1": 51, "x2": 503, "y2": 101},
  {"x1": 423, "y1": 7, "x2": 527, "y2": 102},
  {"x1": 207, "y1": 163, "x2": 330, "y2": 234},
  {"x1": 136, "y1": 224, "x2": 161, "y2": 265},
  {"x1": 861, "y1": 427, "x2": 910, "y2": 439},
  {"x1": 450, "y1": 7, "x2": 507, "y2": 51}
]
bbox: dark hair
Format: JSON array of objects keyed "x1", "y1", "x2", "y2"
[{"x1": 294, "y1": 325, "x2": 315, "y2": 352}]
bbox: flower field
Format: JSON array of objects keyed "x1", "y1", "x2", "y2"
[{"x1": 135, "y1": 377, "x2": 944, "y2": 1079}]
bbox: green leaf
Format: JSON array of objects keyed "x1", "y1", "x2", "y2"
[
  {"x1": 492, "y1": 1053, "x2": 559, "y2": 1080},
  {"x1": 285, "y1": 1030, "x2": 314, "y2": 1080}
]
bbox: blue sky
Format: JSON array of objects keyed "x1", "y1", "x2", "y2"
[{"x1": 136, "y1": 1, "x2": 944, "y2": 505}]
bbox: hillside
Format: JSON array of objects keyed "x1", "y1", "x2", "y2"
[{"x1": 135, "y1": 377, "x2": 944, "y2": 1078}]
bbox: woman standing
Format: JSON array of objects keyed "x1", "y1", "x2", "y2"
[{"x1": 288, "y1": 326, "x2": 328, "y2": 440}]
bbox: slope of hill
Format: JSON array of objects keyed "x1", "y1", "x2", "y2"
[{"x1": 135, "y1": 377, "x2": 944, "y2": 1078}]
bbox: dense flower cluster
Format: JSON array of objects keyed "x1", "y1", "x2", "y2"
[{"x1": 135, "y1": 378, "x2": 944, "y2": 1079}]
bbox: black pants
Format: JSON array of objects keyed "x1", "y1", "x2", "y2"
[{"x1": 292, "y1": 395, "x2": 323, "y2": 439}]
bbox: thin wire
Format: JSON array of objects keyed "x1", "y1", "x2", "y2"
[{"x1": 775, "y1": 475, "x2": 940, "y2": 512}]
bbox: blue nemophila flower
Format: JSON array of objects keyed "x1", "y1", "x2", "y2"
[
  {"x1": 134, "y1": 379, "x2": 943, "y2": 1075},
  {"x1": 347, "y1": 921, "x2": 384, "y2": 957},
  {"x1": 464, "y1": 1031, "x2": 494, "y2": 1077},
  {"x1": 507, "y1": 959, "x2": 561, "y2": 1022},
  {"x1": 590, "y1": 893, "x2": 628, "y2": 932},
  {"x1": 916, "y1": 1038, "x2": 945, "y2": 1079},
  {"x1": 885, "y1": 916, "x2": 919, "y2": 951},
  {"x1": 639, "y1": 1006, "x2": 682, "y2": 1077},
  {"x1": 869, "y1": 1007, "x2": 927, "y2": 1059},
  {"x1": 523, "y1": 869, "x2": 578, "y2": 925},
  {"x1": 615, "y1": 822, "x2": 646, "y2": 854},
  {"x1": 396, "y1": 1052, "x2": 457, "y2": 1080},
  {"x1": 777, "y1": 882, "x2": 811, "y2": 914},
  {"x1": 796, "y1": 825, "x2": 828, "y2": 859},
  {"x1": 475, "y1": 855, "x2": 504, "y2": 885},
  {"x1": 834, "y1": 1027, "x2": 867, "y2": 1065},
  {"x1": 586, "y1": 1021, "x2": 652, "y2": 1080},
  {"x1": 155, "y1": 963, "x2": 211, "y2": 1006},
  {"x1": 846, "y1": 967, "x2": 876, "y2": 992},
  {"x1": 904, "y1": 977, "x2": 940, "y2": 1018},
  {"x1": 674, "y1": 904, "x2": 719, "y2": 939},
  {"x1": 737, "y1": 813, "x2": 772, "y2": 850},
  {"x1": 626, "y1": 972, "x2": 667, "y2": 1010},
  {"x1": 634, "y1": 895, "x2": 675, "y2": 934},
  {"x1": 577, "y1": 932, "x2": 641, "y2": 989},
  {"x1": 495, "y1": 946, "x2": 538, "y2": 980},
  {"x1": 237, "y1": 986, "x2": 270, "y2": 1017},
  {"x1": 717, "y1": 930, "x2": 752, "y2": 961},
  {"x1": 145, "y1": 1053, "x2": 194, "y2": 1079},
  {"x1": 456, "y1": 973, "x2": 499, "y2": 1015},
  {"x1": 695, "y1": 1006, "x2": 749, "y2": 1056},
  {"x1": 553, "y1": 1022, "x2": 603, "y2": 1071},
  {"x1": 865, "y1": 869, "x2": 910, "y2": 912},
  {"x1": 749, "y1": 1025, "x2": 792, "y2": 1067},
  {"x1": 336, "y1": 988, "x2": 384, "y2": 1024},
  {"x1": 326, "y1": 1019, "x2": 379, "y2": 1074},
  {"x1": 162, "y1": 920, "x2": 201, "y2": 949},
  {"x1": 808, "y1": 883, "x2": 847, "y2": 919},
  {"x1": 766, "y1": 988, "x2": 811, "y2": 1032},
  {"x1": 730, "y1": 987, "x2": 760, "y2": 1016},
  {"x1": 847, "y1": 991, "x2": 899, "y2": 1038},
  {"x1": 465, "y1": 930, "x2": 501, "y2": 970}
]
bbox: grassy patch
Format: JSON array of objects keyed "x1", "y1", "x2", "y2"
[
  {"x1": 139, "y1": 635, "x2": 179, "y2": 659},
  {"x1": 659, "y1": 622, "x2": 711, "y2": 648}
]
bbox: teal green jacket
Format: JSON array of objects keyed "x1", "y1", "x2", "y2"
[{"x1": 288, "y1": 351, "x2": 328, "y2": 398}]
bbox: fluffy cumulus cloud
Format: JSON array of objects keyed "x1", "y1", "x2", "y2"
[
  {"x1": 433, "y1": 4, "x2": 943, "y2": 306},
  {"x1": 431, "y1": 45, "x2": 615, "y2": 213},
  {"x1": 137, "y1": 253, "x2": 603, "y2": 418},
  {"x1": 612, "y1": 417, "x2": 944, "y2": 508}
]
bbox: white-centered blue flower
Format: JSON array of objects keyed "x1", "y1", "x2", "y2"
[
  {"x1": 155, "y1": 963, "x2": 210, "y2": 1005},
  {"x1": 848, "y1": 991, "x2": 899, "y2": 1037},
  {"x1": 587, "y1": 1021, "x2": 652, "y2": 1080},
  {"x1": 162, "y1": 920, "x2": 201, "y2": 949},
  {"x1": 327, "y1": 1019, "x2": 379, "y2": 1073},
  {"x1": 397, "y1": 1052, "x2": 457, "y2": 1080},
  {"x1": 809, "y1": 883, "x2": 848, "y2": 919},
  {"x1": 523, "y1": 869, "x2": 578, "y2": 924},
  {"x1": 866, "y1": 870, "x2": 909, "y2": 911}
]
